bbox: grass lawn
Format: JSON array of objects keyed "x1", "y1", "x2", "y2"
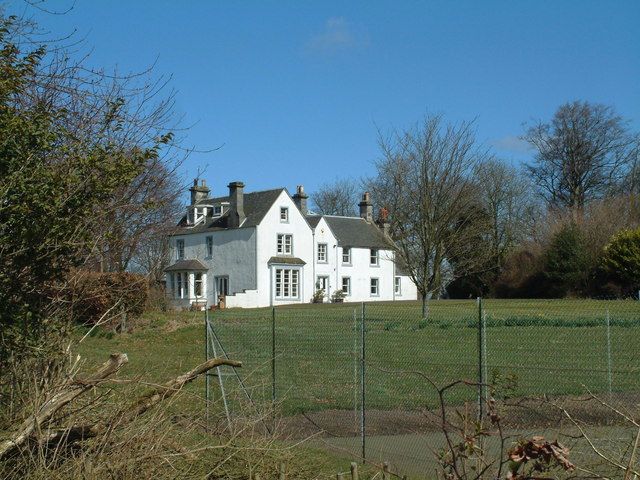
[{"x1": 76, "y1": 298, "x2": 640, "y2": 417}]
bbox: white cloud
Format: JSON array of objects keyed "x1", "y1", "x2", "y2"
[
  {"x1": 304, "y1": 17, "x2": 369, "y2": 56},
  {"x1": 492, "y1": 135, "x2": 531, "y2": 154}
]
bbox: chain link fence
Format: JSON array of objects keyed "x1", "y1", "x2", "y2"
[{"x1": 205, "y1": 298, "x2": 640, "y2": 478}]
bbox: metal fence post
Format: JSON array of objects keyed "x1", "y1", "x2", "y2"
[
  {"x1": 272, "y1": 306, "x2": 276, "y2": 403},
  {"x1": 477, "y1": 297, "x2": 484, "y2": 422},
  {"x1": 361, "y1": 302, "x2": 366, "y2": 463},
  {"x1": 606, "y1": 308, "x2": 612, "y2": 396},
  {"x1": 205, "y1": 306, "x2": 211, "y2": 430}
]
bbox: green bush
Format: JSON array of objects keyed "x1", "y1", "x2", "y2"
[
  {"x1": 542, "y1": 223, "x2": 591, "y2": 297},
  {"x1": 601, "y1": 227, "x2": 640, "y2": 294}
]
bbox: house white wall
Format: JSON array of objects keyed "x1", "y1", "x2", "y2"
[
  {"x1": 255, "y1": 190, "x2": 314, "y2": 307},
  {"x1": 336, "y1": 246, "x2": 396, "y2": 302},
  {"x1": 312, "y1": 217, "x2": 338, "y2": 302}
]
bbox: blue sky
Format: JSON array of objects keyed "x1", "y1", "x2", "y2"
[{"x1": 10, "y1": 1, "x2": 640, "y2": 198}]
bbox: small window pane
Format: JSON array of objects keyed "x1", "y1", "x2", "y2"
[
  {"x1": 342, "y1": 277, "x2": 350, "y2": 295},
  {"x1": 370, "y1": 278, "x2": 379, "y2": 296},
  {"x1": 318, "y1": 243, "x2": 327, "y2": 262}
]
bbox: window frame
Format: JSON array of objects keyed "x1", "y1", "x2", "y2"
[
  {"x1": 317, "y1": 243, "x2": 328, "y2": 263},
  {"x1": 370, "y1": 248, "x2": 379, "y2": 266},
  {"x1": 194, "y1": 272, "x2": 203, "y2": 297},
  {"x1": 280, "y1": 207, "x2": 289, "y2": 223},
  {"x1": 212, "y1": 205, "x2": 223, "y2": 217},
  {"x1": 176, "y1": 239, "x2": 185, "y2": 260},
  {"x1": 394, "y1": 276, "x2": 402, "y2": 296},
  {"x1": 274, "y1": 267, "x2": 300, "y2": 299},
  {"x1": 370, "y1": 277, "x2": 379, "y2": 297},
  {"x1": 176, "y1": 272, "x2": 183, "y2": 299},
  {"x1": 276, "y1": 233, "x2": 293, "y2": 255},
  {"x1": 342, "y1": 247, "x2": 351, "y2": 265},
  {"x1": 206, "y1": 236, "x2": 213, "y2": 258},
  {"x1": 341, "y1": 276, "x2": 351, "y2": 296}
]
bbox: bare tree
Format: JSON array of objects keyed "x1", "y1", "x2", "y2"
[
  {"x1": 524, "y1": 101, "x2": 639, "y2": 216},
  {"x1": 475, "y1": 159, "x2": 538, "y2": 270},
  {"x1": 369, "y1": 114, "x2": 491, "y2": 317},
  {"x1": 310, "y1": 178, "x2": 359, "y2": 216},
  {"x1": 14, "y1": 13, "x2": 191, "y2": 275}
]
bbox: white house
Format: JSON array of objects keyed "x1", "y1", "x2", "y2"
[{"x1": 164, "y1": 179, "x2": 417, "y2": 309}]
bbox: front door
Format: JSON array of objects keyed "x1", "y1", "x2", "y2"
[
  {"x1": 215, "y1": 276, "x2": 229, "y2": 304},
  {"x1": 316, "y1": 275, "x2": 330, "y2": 300}
]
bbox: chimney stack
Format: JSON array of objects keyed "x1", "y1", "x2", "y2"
[
  {"x1": 190, "y1": 178, "x2": 210, "y2": 205},
  {"x1": 227, "y1": 181, "x2": 245, "y2": 228},
  {"x1": 292, "y1": 185, "x2": 309, "y2": 216},
  {"x1": 377, "y1": 206, "x2": 390, "y2": 237},
  {"x1": 359, "y1": 192, "x2": 373, "y2": 222}
]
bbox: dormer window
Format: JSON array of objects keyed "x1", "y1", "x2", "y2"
[
  {"x1": 188, "y1": 207, "x2": 207, "y2": 226},
  {"x1": 213, "y1": 205, "x2": 223, "y2": 217}
]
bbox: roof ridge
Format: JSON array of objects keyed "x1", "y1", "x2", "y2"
[{"x1": 321, "y1": 214, "x2": 364, "y2": 220}]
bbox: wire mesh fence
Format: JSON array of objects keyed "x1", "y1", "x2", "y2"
[{"x1": 204, "y1": 298, "x2": 640, "y2": 478}]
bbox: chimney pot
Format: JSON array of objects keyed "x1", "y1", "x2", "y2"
[
  {"x1": 359, "y1": 191, "x2": 373, "y2": 222},
  {"x1": 293, "y1": 184, "x2": 309, "y2": 216},
  {"x1": 190, "y1": 177, "x2": 210, "y2": 205},
  {"x1": 228, "y1": 181, "x2": 246, "y2": 228}
]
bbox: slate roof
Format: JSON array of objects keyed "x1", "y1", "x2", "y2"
[
  {"x1": 267, "y1": 256, "x2": 307, "y2": 265},
  {"x1": 172, "y1": 188, "x2": 285, "y2": 235},
  {"x1": 318, "y1": 215, "x2": 393, "y2": 249},
  {"x1": 306, "y1": 216, "x2": 322, "y2": 228},
  {"x1": 164, "y1": 259, "x2": 208, "y2": 271}
]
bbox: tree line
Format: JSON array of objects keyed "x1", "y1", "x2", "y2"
[{"x1": 311, "y1": 104, "x2": 640, "y2": 311}]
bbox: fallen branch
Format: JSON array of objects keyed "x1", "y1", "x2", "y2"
[
  {"x1": 0, "y1": 355, "x2": 242, "y2": 460},
  {"x1": 0, "y1": 353, "x2": 129, "y2": 460},
  {"x1": 41, "y1": 356, "x2": 242, "y2": 448}
]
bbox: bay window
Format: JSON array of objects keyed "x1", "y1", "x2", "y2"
[{"x1": 275, "y1": 268, "x2": 299, "y2": 299}]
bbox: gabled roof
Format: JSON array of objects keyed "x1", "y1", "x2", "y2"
[
  {"x1": 311, "y1": 215, "x2": 393, "y2": 249},
  {"x1": 173, "y1": 188, "x2": 285, "y2": 234},
  {"x1": 306, "y1": 216, "x2": 323, "y2": 228}
]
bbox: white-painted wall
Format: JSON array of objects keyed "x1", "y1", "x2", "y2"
[
  {"x1": 255, "y1": 190, "x2": 314, "y2": 307},
  {"x1": 312, "y1": 217, "x2": 338, "y2": 302},
  {"x1": 336, "y1": 246, "x2": 396, "y2": 302}
]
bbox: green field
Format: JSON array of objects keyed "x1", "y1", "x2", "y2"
[
  {"x1": 77, "y1": 298, "x2": 640, "y2": 417},
  {"x1": 74, "y1": 299, "x2": 640, "y2": 478}
]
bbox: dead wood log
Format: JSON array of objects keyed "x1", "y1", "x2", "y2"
[
  {"x1": 29, "y1": 357, "x2": 241, "y2": 451},
  {"x1": 0, "y1": 355, "x2": 242, "y2": 460},
  {"x1": 0, "y1": 353, "x2": 129, "y2": 460}
]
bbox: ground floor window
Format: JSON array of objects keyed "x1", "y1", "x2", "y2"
[
  {"x1": 275, "y1": 268, "x2": 299, "y2": 299},
  {"x1": 176, "y1": 272, "x2": 184, "y2": 299},
  {"x1": 394, "y1": 276, "x2": 401, "y2": 296},
  {"x1": 194, "y1": 273, "x2": 203, "y2": 297},
  {"x1": 215, "y1": 276, "x2": 229, "y2": 298},
  {"x1": 370, "y1": 278, "x2": 379, "y2": 296},
  {"x1": 168, "y1": 273, "x2": 175, "y2": 297},
  {"x1": 341, "y1": 277, "x2": 351, "y2": 295}
]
